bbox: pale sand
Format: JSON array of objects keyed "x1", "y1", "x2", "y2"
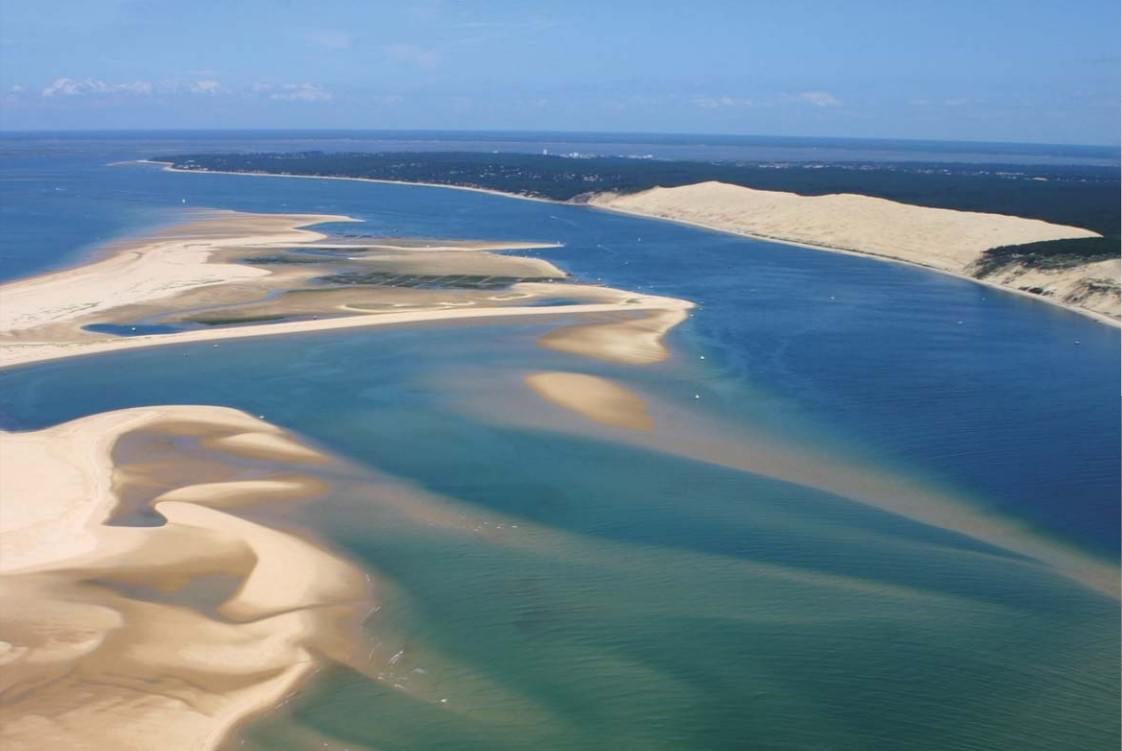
[
  {"x1": 205, "y1": 431, "x2": 331, "y2": 463},
  {"x1": 525, "y1": 372, "x2": 654, "y2": 430},
  {"x1": 154, "y1": 477, "x2": 327, "y2": 508},
  {"x1": 0, "y1": 210, "x2": 352, "y2": 334},
  {"x1": 0, "y1": 406, "x2": 371, "y2": 751},
  {"x1": 590, "y1": 181, "x2": 1119, "y2": 324},
  {"x1": 0, "y1": 297, "x2": 692, "y2": 370},
  {"x1": 536, "y1": 307, "x2": 689, "y2": 365},
  {"x1": 0, "y1": 211, "x2": 692, "y2": 370},
  {"x1": 320, "y1": 239, "x2": 564, "y2": 252},
  {"x1": 347, "y1": 249, "x2": 564, "y2": 278}
]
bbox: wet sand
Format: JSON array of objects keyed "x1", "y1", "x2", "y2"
[
  {"x1": 525, "y1": 372, "x2": 654, "y2": 430},
  {"x1": 536, "y1": 307, "x2": 690, "y2": 365}
]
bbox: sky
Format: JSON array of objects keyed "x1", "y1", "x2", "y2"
[{"x1": 0, "y1": 0, "x2": 1118, "y2": 144}]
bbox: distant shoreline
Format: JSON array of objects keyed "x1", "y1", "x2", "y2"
[
  {"x1": 141, "y1": 160, "x2": 558, "y2": 204},
  {"x1": 138, "y1": 160, "x2": 1120, "y2": 328}
]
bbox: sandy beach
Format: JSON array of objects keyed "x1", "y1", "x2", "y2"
[{"x1": 0, "y1": 405, "x2": 372, "y2": 751}]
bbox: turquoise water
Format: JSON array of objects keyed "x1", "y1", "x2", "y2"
[{"x1": 0, "y1": 135, "x2": 1118, "y2": 749}]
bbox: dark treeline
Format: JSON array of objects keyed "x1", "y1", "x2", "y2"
[{"x1": 162, "y1": 151, "x2": 1120, "y2": 269}]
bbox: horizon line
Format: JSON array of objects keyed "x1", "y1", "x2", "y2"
[{"x1": 0, "y1": 127, "x2": 1118, "y2": 151}]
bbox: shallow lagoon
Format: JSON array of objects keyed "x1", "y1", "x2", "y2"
[{"x1": 0, "y1": 138, "x2": 1118, "y2": 749}]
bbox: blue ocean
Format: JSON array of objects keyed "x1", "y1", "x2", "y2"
[{"x1": 0, "y1": 132, "x2": 1118, "y2": 750}]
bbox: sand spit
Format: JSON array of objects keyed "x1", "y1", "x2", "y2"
[
  {"x1": 590, "y1": 182, "x2": 1118, "y2": 323},
  {"x1": 536, "y1": 307, "x2": 689, "y2": 365},
  {"x1": 146, "y1": 160, "x2": 559, "y2": 205},
  {"x1": 0, "y1": 297, "x2": 692, "y2": 370},
  {"x1": 0, "y1": 405, "x2": 371, "y2": 751},
  {"x1": 0, "y1": 210, "x2": 693, "y2": 370},
  {"x1": 525, "y1": 372, "x2": 654, "y2": 430}
]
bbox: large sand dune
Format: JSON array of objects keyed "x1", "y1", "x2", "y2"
[{"x1": 590, "y1": 181, "x2": 1118, "y2": 322}]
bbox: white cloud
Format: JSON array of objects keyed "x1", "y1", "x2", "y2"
[
  {"x1": 694, "y1": 95, "x2": 753, "y2": 109},
  {"x1": 790, "y1": 90, "x2": 842, "y2": 107},
  {"x1": 268, "y1": 83, "x2": 333, "y2": 102},
  {"x1": 9, "y1": 84, "x2": 24, "y2": 93},
  {"x1": 307, "y1": 30, "x2": 352, "y2": 49},
  {"x1": 188, "y1": 79, "x2": 223, "y2": 94},
  {"x1": 384, "y1": 43, "x2": 441, "y2": 70},
  {"x1": 41, "y1": 78, "x2": 152, "y2": 97}
]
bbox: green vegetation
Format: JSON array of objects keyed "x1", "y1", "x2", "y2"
[
  {"x1": 163, "y1": 151, "x2": 1120, "y2": 273},
  {"x1": 974, "y1": 237, "x2": 1119, "y2": 277},
  {"x1": 243, "y1": 254, "x2": 326, "y2": 265},
  {"x1": 192, "y1": 314, "x2": 288, "y2": 326}
]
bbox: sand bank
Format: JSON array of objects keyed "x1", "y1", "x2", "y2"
[
  {"x1": 536, "y1": 306, "x2": 689, "y2": 365},
  {"x1": 0, "y1": 296, "x2": 691, "y2": 369},
  {"x1": 0, "y1": 405, "x2": 371, "y2": 751},
  {"x1": 525, "y1": 372, "x2": 654, "y2": 430},
  {"x1": 0, "y1": 211, "x2": 692, "y2": 370},
  {"x1": 0, "y1": 210, "x2": 352, "y2": 333},
  {"x1": 589, "y1": 182, "x2": 1119, "y2": 324}
]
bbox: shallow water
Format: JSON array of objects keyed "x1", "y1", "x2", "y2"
[{"x1": 0, "y1": 135, "x2": 1118, "y2": 750}]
